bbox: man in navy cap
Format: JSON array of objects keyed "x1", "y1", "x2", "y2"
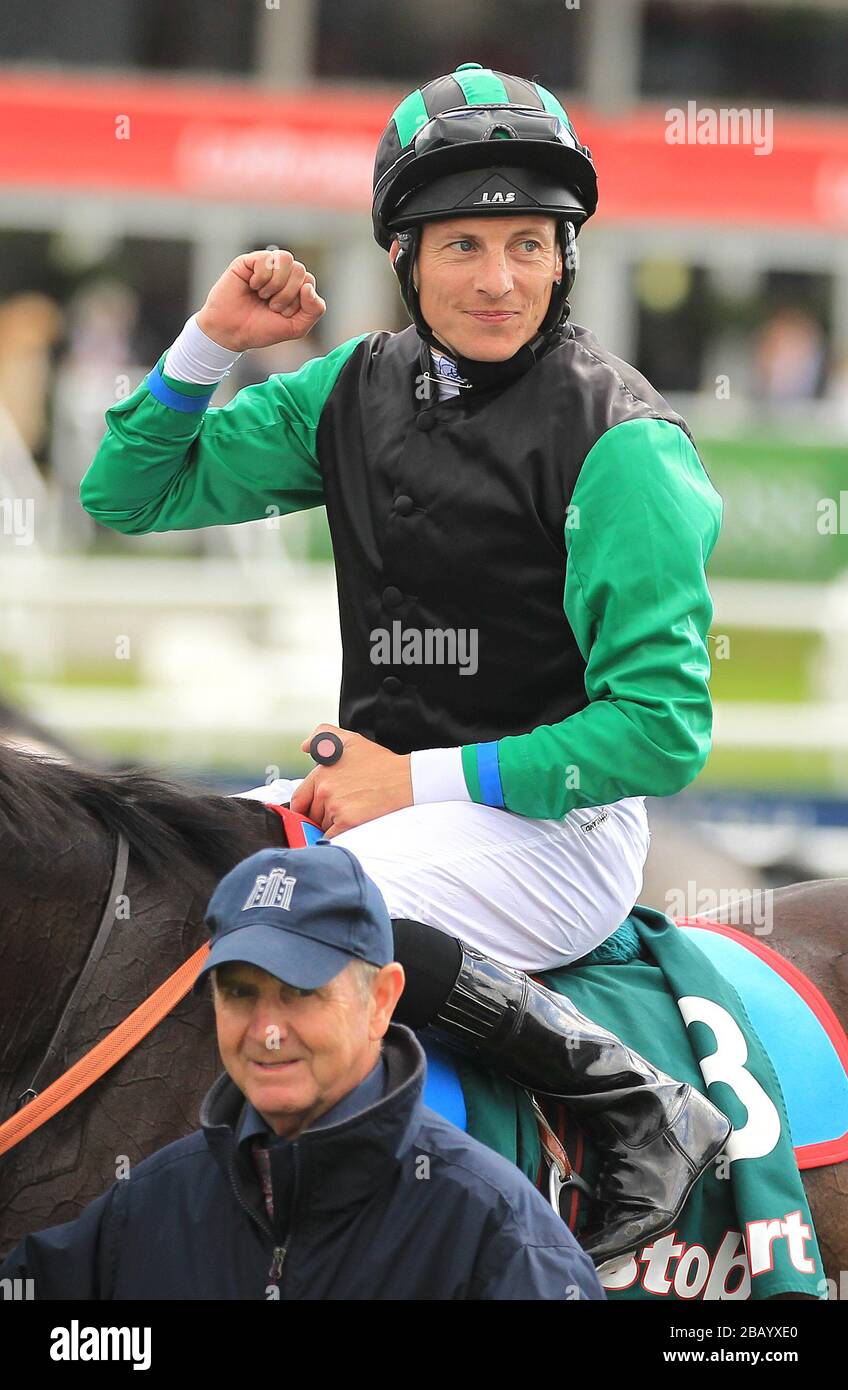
[{"x1": 1, "y1": 842, "x2": 604, "y2": 1301}]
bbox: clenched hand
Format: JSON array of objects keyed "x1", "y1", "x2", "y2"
[
  {"x1": 196, "y1": 248, "x2": 326, "y2": 352},
  {"x1": 290, "y1": 724, "x2": 413, "y2": 838}
]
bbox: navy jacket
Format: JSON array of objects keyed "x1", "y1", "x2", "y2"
[{"x1": 1, "y1": 1025, "x2": 604, "y2": 1301}]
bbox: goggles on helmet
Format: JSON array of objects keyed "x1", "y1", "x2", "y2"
[{"x1": 408, "y1": 104, "x2": 590, "y2": 162}]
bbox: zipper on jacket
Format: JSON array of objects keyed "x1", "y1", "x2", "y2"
[
  {"x1": 224, "y1": 1139, "x2": 303, "y2": 1294},
  {"x1": 225, "y1": 1156, "x2": 287, "y2": 1284},
  {"x1": 224, "y1": 1148, "x2": 285, "y2": 1291},
  {"x1": 271, "y1": 1142, "x2": 301, "y2": 1296},
  {"x1": 226, "y1": 1152, "x2": 273, "y2": 1240}
]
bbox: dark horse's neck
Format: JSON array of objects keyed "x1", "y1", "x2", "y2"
[{"x1": 0, "y1": 743, "x2": 284, "y2": 1120}]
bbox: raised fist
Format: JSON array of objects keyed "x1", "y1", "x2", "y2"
[{"x1": 195, "y1": 248, "x2": 326, "y2": 352}]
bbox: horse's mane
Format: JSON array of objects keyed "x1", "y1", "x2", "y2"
[{"x1": 0, "y1": 740, "x2": 263, "y2": 873}]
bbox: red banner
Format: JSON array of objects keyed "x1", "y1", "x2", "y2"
[{"x1": 3, "y1": 73, "x2": 848, "y2": 228}]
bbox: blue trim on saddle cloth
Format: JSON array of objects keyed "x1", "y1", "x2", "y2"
[
  {"x1": 145, "y1": 364, "x2": 216, "y2": 413},
  {"x1": 686, "y1": 926, "x2": 848, "y2": 1152},
  {"x1": 300, "y1": 820, "x2": 324, "y2": 846},
  {"x1": 476, "y1": 742, "x2": 504, "y2": 808},
  {"x1": 420, "y1": 1038, "x2": 467, "y2": 1130}
]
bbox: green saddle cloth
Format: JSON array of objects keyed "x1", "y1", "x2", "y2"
[{"x1": 453, "y1": 903, "x2": 824, "y2": 1301}]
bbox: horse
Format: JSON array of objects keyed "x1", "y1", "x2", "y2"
[{"x1": 1, "y1": 741, "x2": 846, "y2": 1292}]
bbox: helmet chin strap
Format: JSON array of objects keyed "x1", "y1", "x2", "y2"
[{"x1": 393, "y1": 221, "x2": 574, "y2": 391}]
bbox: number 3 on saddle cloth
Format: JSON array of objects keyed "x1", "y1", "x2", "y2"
[
  {"x1": 432, "y1": 910, "x2": 847, "y2": 1302},
  {"x1": 270, "y1": 805, "x2": 847, "y2": 1300}
]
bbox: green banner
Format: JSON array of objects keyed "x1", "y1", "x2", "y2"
[{"x1": 701, "y1": 435, "x2": 848, "y2": 582}]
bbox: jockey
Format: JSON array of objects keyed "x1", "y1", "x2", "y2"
[{"x1": 80, "y1": 62, "x2": 731, "y2": 1268}]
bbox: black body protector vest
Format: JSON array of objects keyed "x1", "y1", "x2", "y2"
[{"x1": 315, "y1": 322, "x2": 694, "y2": 756}]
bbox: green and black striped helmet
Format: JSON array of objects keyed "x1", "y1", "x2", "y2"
[
  {"x1": 372, "y1": 63, "x2": 598, "y2": 344},
  {"x1": 372, "y1": 62, "x2": 597, "y2": 249}
]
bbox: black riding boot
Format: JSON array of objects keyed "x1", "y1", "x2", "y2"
[{"x1": 429, "y1": 943, "x2": 732, "y2": 1269}]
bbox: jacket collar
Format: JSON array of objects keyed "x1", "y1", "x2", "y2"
[
  {"x1": 199, "y1": 1023, "x2": 427, "y2": 1236},
  {"x1": 415, "y1": 321, "x2": 570, "y2": 401}
]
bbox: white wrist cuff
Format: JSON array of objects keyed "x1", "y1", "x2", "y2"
[
  {"x1": 163, "y1": 314, "x2": 243, "y2": 385},
  {"x1": 410, "y1": 747, "x2": 471, "y2": 805}
]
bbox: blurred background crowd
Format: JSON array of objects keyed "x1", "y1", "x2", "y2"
[{"x1": 2, "y1": 0, "x2": 848, "y2": 902}]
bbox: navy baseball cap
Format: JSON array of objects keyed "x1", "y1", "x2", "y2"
[{"x1": 193, "y1": 841, "x2": 394, "y2": 993}]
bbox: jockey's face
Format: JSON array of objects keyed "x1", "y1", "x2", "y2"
[
  {"x1": 390, "y1": 213, "x2": 562, "y2": 363},
  {"x1": 213, "y1": 958, "x2": 404, "y2": 1138}
]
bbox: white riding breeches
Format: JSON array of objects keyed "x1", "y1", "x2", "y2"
[{"x1": 235, "y1": 779, "x2": 650, "y2": 974}]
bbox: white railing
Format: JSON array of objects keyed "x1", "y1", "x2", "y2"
[
  {"x1": 0, "y1": 554, "x2": 342, "y2": 748},
  {"x1": 3, "y1": 559, "x2": 848, "y2": 754},
  {"x1": 710, "y1": 575, "x2": 848, "y2": 748}
]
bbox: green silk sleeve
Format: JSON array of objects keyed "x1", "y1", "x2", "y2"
[
  {"x1": 461, "y1": 417, "x2": 723, "y2": 819},
  {"x1": 79, "y1": 334, "x2": 368, "y2": 534}
]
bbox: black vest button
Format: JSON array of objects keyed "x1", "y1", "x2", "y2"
[
  {"x1": 415, "y1": 412, "x2": 437, "y2": 431},
  {"x1": 394, "y1": 494, "x2": 414, "y2": 516},
  {"x1": 382, "y1": 676, "x2": 403, "y2": 695},
  {"x1": 382, "y1": 585, "x2": 404, "y2": 608}
]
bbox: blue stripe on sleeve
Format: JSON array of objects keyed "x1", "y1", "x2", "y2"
[
  {"x1": 476, "y1": 741, "x2": 505, "y2": 808},
  {"x1": 145, "y1": 364, "x2": 216, "y2": 413}
]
